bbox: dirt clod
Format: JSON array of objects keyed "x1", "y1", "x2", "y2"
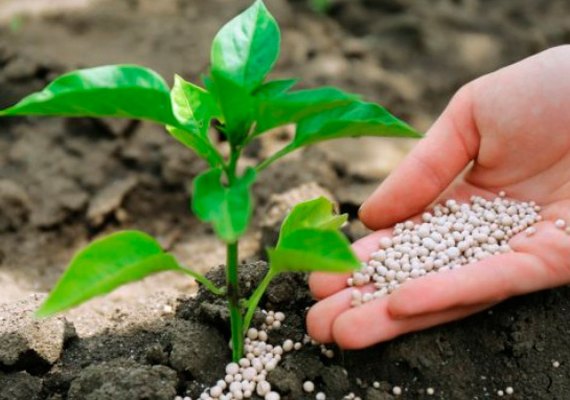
[
  {"x1": 67, "y1": 359, "x2": 177, "y2": 400},
  {"x1": 321, "y1": 365, "x2": 351, "y2": 398},
  {"x1": 267, "y1": 366, "x2": 304, "y2": 398},
  {"x1": 0, "y1": 371, "x2": 42, "y2": 400},
  {"x1": 0, "y1": 294, "x2": 73, "y2": 369},
  {"x1": 87, "y1": 176, "x2": 138, "y2": 227},
  {"x1": 166, "y1": 319, "x2": 228, "y2": 383}
]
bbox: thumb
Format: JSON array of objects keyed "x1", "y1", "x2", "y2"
[{"x1": 359, "y1": 84, "x2": 480, "y2": 230}]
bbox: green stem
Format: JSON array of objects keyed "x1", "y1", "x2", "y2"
[
  {"x1": 227, "y1": 144, "x2": 241, "y2": 183},
  {"x1": 180, "y1": 268, "x2": 225, "y2": 296},
  {"x1": 241, "y1": 122, "x2": 258, "y2": 147},
  {"x1": 255, "y1": 144, "x2": 295, "y2": 173},
  {"x1": 243, "y1": 268, "x2": 277, "y2": 334},
  {"x1": 226, "y1": 241, "x2": 244, "y2": 362}
]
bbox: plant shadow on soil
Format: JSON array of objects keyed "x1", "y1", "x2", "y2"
[{"x1": 2, "y1": 262, "x2": 569, "y2": 400}]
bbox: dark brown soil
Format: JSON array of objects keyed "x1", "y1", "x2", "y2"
[{"x1": 1, "y1": 0, "x2": 570, "y2": 399}]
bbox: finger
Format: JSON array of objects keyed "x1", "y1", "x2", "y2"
[
  {"x1": 308, "y1": 230, "x2": 389, "y2": 300},
  {"x1": 359, "y1": 85, "x2": 480, "y2": 230},
  {"x1": 333, "y1": 299, "x2": 492, "y2": 349},
  {"x1": 388, "y1": 221, "x2": 570, "y2": 318},
  {"x1": 306, "y1": 285, "x2": 376, "y2": 343}
]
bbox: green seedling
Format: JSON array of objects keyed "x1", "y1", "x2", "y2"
[{"x1": 0, "y1": 0, "x2": 419, "y2": 361}]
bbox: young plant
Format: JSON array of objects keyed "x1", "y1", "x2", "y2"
[{"x1": 0, "y1": 0, "x2": 419, "y2": 361}]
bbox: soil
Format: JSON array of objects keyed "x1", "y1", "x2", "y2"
[
  {"x1": 0, "y1": 0, "x2": 570, "y2": 399},
  {"x1": 3, "y1": 263, "x2": 569, "y2": 399}
]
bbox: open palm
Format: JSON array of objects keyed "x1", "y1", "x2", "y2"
[{"x1": 306, "y1": 45, "x2": 570, "y2": 348}]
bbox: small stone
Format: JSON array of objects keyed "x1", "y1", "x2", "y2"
[{"x1": 392, "y1": 386, "x2": 402, "y2": 396}]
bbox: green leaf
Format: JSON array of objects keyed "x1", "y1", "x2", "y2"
[
  {"x1": 36, "y1": 231, "x2": 185, "y2": 318},
  {"x1": 165, "y1": 126, "x2": 223, "y2": 167},
  {"x1": 256, "y1": 100, "x2": 421, "y2": 172},
  {"x1": 206, "y1": 73, "x2": 255, "y2": 145},
  {"x1": 268, "y1": 197, "x2": 358, "y2": 273},
  {"x1": 167, "y1": 75, "x2": 224, "y2": 166},
  {"x1": 211, "y1": 0, "x2": 280, "y2": 90},
  {"x1": 254, "y1": 87, "x2": 359, "y2": 134},
  {"x1": 253, "y1": 78, "x2": 297, "y2": 97},
  {"x1": 171, "y1": 74, "x2": 222, "y2": 134},
  {"x1": 268, "y1": 228, "x2": 359, "y2": 273},
  {"x1": 192, "y1": 167, "x2": 256, "y2": 242},
  {"x1": 0, "y1": 65, "x2": 178, "y2": 126},
  {"x1": 278, "y1": 197, "x2": 347, "y2": 246},
  {"x1": 292, "y1": 101, "x2": 421, "y2": 148}
]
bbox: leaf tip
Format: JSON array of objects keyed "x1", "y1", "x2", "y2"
[
  {"x1": 34, "y1": 303, "x2": 55, "y2": 319},
  {"x1": 173, "y1": 74, "x2": 185, "y2": 86},
  {"x1": 253, "y1": 0, "x2": 267, "y2": 9},
  {"x1": 402, "y1": 123, "x2": 423, "y2": 138}
]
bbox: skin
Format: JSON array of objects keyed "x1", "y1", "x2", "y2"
[{"x1": 306, "y1": 45, "x2": 570, "y2": 349}]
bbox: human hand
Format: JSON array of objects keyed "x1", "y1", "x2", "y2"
[{"x1": 306, "y1": 45, "x2": 570, "y2": 349}]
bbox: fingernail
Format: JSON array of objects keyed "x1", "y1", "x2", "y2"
[
  {"x1": 358, "y1": 204, "x2": 366, "y2": 220},
  {"x1": 387, "y1": 310, "x2": 409, "y2": 320}
]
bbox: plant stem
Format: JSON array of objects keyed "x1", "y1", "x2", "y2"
[
  {"x1": 226, "y1": 241, "x2": 244, "y2": 362},
  {"x1": 179, "y1": 268, "x2": 225, "y2": 296},
  {"x1": 255, "y1": 144, "x2": 295, "y2": 173},
  {"x1": 243, "y1": 268, "x2": 277, "y2": 334},
  {"x1": 227, "y1": 144, "x2": 241, "y2": 184}
]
